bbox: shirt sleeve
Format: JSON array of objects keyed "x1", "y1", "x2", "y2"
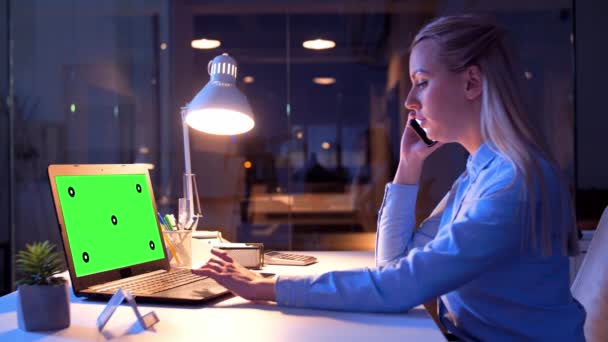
[
  {"x1": 374, "y1": 182, "x2": 419, "y2": 266},
  {"x1": 275, "y1": 183, "x2": 524, "y2": 313},
  {"x1": 375, "y1": 182, "x2": 448, "y2": 267}
]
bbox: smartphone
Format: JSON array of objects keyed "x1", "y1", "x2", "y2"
[{"x1": 409, "y1": 119, "x2": 437, "y2": 147}]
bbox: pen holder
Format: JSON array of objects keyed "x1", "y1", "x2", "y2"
[{"x1": 162, "y1": 230, "x2": 192, "y2": 269}]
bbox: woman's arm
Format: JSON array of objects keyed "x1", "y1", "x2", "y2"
[
  {"x1": 194, "y1": 187, "x2": 520, "y2": 312},
  {"x1": 376, "y1": 120, "x2": 444, "y2": 265},
  {"x1": 374, "y1": 182, "x2": 419, "y2": 266},
  {"x1": 276, "y1": 191, "x2": 523, "y2": 312},
  {"x1": 376, "y1": 174, "x2": 455, "y2": 267},
  {"x1": 193, "y1": 182, "x2": 448, "y2": 303}
]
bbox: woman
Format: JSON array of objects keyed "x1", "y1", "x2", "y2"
[{"x1": 194, "y1": 15, "x2": 586, "y2": 341}]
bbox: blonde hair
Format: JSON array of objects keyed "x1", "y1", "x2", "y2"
[{"x1": 412, "y1": 14, "x2": 578, "y2": 256}]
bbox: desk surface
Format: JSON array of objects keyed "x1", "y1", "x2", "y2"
[{"x1": 0, "y1": 251, "x2": 445, "y2": 341}]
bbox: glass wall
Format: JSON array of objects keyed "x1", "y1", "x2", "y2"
[
  {"x1": 1, "y1": 0, "x2": 575, "y2": 292},
  {"x1": 1, "y1": 0, "x2": 11, "y2": 294}
]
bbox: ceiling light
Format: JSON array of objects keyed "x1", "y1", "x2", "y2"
[
  {"x1": 303, "y1": 38, "x2": 336, "y2": 50},
  {"x1": 138, "y1": 146, "x2": 150, "y2": 155},
  {"x1": 321, "y1": 142, "x2": 331, "y2": 150},
  {"x1": 243, "y1": 76, "x2": 255, "y2": 84},
  {"x1": 191, "y1": 39, "x2": 221, "y2": 50},
  {"x1": 313, "y1": 77, "x2": 336, "y2": 85}
]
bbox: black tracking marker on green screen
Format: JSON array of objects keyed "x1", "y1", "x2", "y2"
[{"x1": 55, "y1": 174, "x2": 164, "y2": 277}]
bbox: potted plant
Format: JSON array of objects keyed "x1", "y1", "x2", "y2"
[{"x1": 16, "y1": 240, "x2": 70, "y2": 331}]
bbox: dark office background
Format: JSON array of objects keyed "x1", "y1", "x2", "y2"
[{"x1": 1, "y1": 0, "x2": 606, "y2": 295}]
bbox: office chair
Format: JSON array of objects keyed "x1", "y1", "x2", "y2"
[{"x1": 571, "y1": 206, "x2": 608, "y2": 342}]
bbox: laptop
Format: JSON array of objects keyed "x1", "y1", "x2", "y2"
[{"x1": 47, "y1": 164, "x2": 229, "y2": 304}]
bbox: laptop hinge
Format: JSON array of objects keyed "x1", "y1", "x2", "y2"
[{"x1": 87, "y1": 269, "x2": 166, "y2": 292}]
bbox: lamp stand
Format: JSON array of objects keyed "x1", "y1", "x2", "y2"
[{"x1": 180, "y1": 106, "x2": 202, "y2": 230}]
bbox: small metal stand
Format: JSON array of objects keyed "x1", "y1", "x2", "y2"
[{"x1": 96, "y1": 288, "x2": 159, "y2": 332}]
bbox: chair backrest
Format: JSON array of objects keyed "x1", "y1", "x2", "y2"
[{"x1": 571, "y1": 206, "x2": 608, "y2": 342}]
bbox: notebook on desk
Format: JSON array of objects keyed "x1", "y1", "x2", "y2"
[{"x1": 47, "y1": 164, "x2": 229, "y2": 304}]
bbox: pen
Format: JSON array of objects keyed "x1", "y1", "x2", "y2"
[
  {"x1": 158, "y1": 212, "x2": 181, "y2": 264},
  {"x1": 164, "y1": 214, "x2": 175, "y2": 231},
  {"x1": 162, "y1": 233, "x2": 181, "y2": 264},
  {"x1": 157, "y1": 212, "x2": 169, "y2": 231},
  {"x1": 168, "y1": 214, "x2": 178, "y2": 230}
]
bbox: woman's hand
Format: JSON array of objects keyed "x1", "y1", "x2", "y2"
[
  {"x1": 400, "y1": 112, "x2": 443, "y2": 163},
  {"x1": 394, "y1": 112, "x2": 443, "y2": 185},
  {"x1": 192, "y1": 249, "x2": 277, "y2": 302}
]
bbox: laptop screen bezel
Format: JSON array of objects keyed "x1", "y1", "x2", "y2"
[{"x1": 48, "y1": 164, "x2": 170, "y2": 293}]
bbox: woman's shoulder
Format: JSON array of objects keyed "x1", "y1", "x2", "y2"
[
  {"x1": 481, "y1": 146, "x2": 565, "y2": 198},
  {"x1": 476, "y1": 153, "x2": 522, "y2": 199}
]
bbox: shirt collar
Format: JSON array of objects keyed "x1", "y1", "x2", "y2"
[{"x1": 466, "y1": 142, "x2": 497, "y2": 180}]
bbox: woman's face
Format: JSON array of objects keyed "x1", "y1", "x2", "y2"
[{"x1": 405, "y1": 39, "x2": 481, "y2": 144}]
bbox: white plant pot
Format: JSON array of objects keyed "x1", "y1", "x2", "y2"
[{"x1": 17, "y1": 283, "x2": 70, "y2": 331}]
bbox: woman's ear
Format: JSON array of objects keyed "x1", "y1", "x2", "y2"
[{"x1": 464, "y1": 65, "x2": 482, "y2": 100}]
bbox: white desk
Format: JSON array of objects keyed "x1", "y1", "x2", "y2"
[{"x1": 0, "y1": 251, "x2": 445, "y2": 341}]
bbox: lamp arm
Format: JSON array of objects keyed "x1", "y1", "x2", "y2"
[
  {"x1": 180, "y1": 106, "x2": 202, "y2": 229},
  {"x1": 182, "y1": 106, "x2": 192, "y2": 176}
]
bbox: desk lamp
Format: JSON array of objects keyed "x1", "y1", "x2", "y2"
[{"x1": 179, "y1": 53, "x2": 254, "y2": 230}]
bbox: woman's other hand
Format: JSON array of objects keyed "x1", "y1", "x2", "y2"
[{"x1": 192, "y1": 248, "x2": 277, "y2": 302}]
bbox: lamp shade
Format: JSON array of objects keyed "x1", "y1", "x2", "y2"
[{"x1": 184, "y1": 53, "x2": 254, "y2": 135}]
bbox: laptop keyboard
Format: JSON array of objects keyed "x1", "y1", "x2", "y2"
[{"x1": 95, "y1": 269, "x2": 206, "y2": 295}]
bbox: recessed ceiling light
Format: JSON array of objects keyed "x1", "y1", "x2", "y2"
[
  {"x1": 243, "y1": 76, "x2": 255, "y2": 84},
  {"x1": 138, "y1": 146, "x2": 150, "y2": 154},
  {"x1": 321, "y1": 142, "x2": 331, "y2": 150},
  {"x1": 313, "y1": 77, "x2": 336, "y2": 85},
  {"x1": 191, "y1": 38, "x2": 221, "y2": 50},
  {"x1": 303, "y1": 38, "x2": 336, "y2": 50}
]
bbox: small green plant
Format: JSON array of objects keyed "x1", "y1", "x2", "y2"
[{"x1": 16, "y1": 241, "x2": 66, "y2": 286}]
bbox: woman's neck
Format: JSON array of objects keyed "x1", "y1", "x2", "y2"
[
  {"x1": 461, "y1": 130, "x2": 484, "y2": 156},
  {"x1": 460, "y1": 104, "x2": 483, "y2": 155}
]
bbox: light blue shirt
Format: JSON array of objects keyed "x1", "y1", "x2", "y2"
[{"x1": 275, "y1": 143, "x2": 586, "y2": 341}]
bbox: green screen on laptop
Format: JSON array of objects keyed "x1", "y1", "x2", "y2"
[{"x1": 55, "y1": 174, "x2": 165, "y2": 277}]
